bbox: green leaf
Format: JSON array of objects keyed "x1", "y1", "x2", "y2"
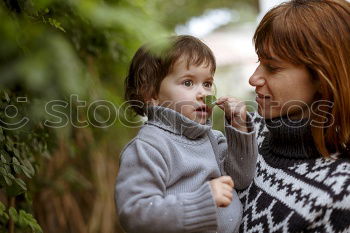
[
  {"x1": 0, "y1": 154, "x2": 6, "y2": 163},
  {"x1": 204, "y1": 95, "x2": 217, "y2": 108},
  {"x1": 20, "y1": 165, "x2": 33, "y2": 178},
  {"x1": 0, "y1": 201, "x2": 9, "y2": 221},
  {"x1": 21, "y1": 160, "x2": 35, "y2": 178},
  {"x1": 0, "y1": 167, "x2": 8, "y2": 175},
  {"x1": 0, "y1": 150, "x2": 10, "y2": 161},
  {"x1": 12, "y1": 157, "x2": 20, "y2": 165},
  {"x1": 0, "y1": 201, "x2": 5, "y2": 213},
  {"x1": 13, "y1": 157, "x2": 22, "y2": 174},
  {"x1": 18, "y1": 210, "x2": 43, "y2": 233},
  {"x1": 6, "y1": 173, "x2": 15, "y2": 180},
  {"x1": 0, "y1": 202, "x2": 9, "y2": 220},
  {"x1": 23, "y1": 159, "x2": 35, "y2": 174},
  {"x1": 4, "y1": 164, "x2": 11, "y2": 173},
  {"x1": 13, "y1": 164, "x2": 22, "y2": 174},
  {"x1": 13, "y1": 148, "x2": 20, "y2": 157},
  {"x1": 5, "y1": 182, "x2": 26, "y2": 196},
  {"x1": 9, "y1": 207, "x2": 18, "y2": 222},
  {"x1": 4, "y1": 91, "x2": 10, "y2": 102},
  {"x1": 0, "y1": 128, "x2": 4, "y2": 142},
  {"x1": 3, "y1": 176, "x2": 12, "y2": 186},
  {"x1": 0, "y1": 167, "x2": 11, "y2": 186},
  {"x1": 48, "y1": 18, "x2": 66, "y2": 32},
  {"x1": 14, "y1": 178, "x2": 27, "y2": 191}
]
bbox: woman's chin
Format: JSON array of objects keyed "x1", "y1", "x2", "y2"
[{"x1": 257, "y1": 108, "x2": 277, "y2": 119}]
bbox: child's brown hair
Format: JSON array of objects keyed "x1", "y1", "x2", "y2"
[{"x1": 124, "y1": 35, "x2": 216, "y2": 116}]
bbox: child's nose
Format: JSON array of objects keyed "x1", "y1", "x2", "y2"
[
  {"x1": 196, "y1": 86, "x2": 210, "y2": 100},
  {"x1": 249, "y1": 66, "x2": 266, "y2": 87}
]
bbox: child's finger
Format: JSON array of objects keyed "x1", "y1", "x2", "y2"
[
  {"x1": 215, "y1": 97, "x2": 229, "y2": 105},
  {"x1": 215, "y1": 103, "x2": 225, "y2": 111},
  {"x1": 218, "y1": 196, "x2": 232, "y2": 207},
  {"x1": 223, "y1": 189, "x2": 233, "y2": 200},
  {"x1": 219, "y1": 176, "x2": 234, "y2": 187},
  {"x1": 222, "y1": 184, "x2": 233, "y2": 193},
  {"x1": 215, "y1": 99, "x2": 229, "y2": 112}
]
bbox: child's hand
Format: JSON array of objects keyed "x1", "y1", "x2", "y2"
[
  {"x1": 209, "y1": 176, "x2": 234, "y2": 207},
  {"x1": 215, "y1": 96, "x2": 248, "y2": 132}
]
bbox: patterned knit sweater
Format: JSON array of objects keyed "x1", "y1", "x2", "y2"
[{"x1": 239, "y1": 113, "x2": 350, "y2": 233}]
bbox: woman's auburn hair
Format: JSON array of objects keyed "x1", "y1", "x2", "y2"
[{"x1": 254, "y1": 0, "x2": 350, "y2": 157}]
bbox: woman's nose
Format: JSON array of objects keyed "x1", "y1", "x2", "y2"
[{"x1": 249, "y1": 66, "x2": 265, "y2": 87}]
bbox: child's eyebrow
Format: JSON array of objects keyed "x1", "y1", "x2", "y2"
[{"x1": 179, "y1": 74, "x2": 214, "y2": 80}]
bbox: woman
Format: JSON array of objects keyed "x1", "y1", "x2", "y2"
[{"x1": 239, "y1": 0, "x2": 350, "y2": 232}]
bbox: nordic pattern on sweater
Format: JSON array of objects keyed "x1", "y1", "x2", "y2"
[{"x1": 238, "y1": 113, "x2": 350, "y2": 233}]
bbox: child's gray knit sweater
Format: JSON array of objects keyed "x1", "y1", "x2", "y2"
[{"x1": 115, "y1": 106, "x2": 257, "y2": 233}]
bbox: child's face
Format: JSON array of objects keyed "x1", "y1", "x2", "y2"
[{"x1": 151, "y1": 56, "x2": 214, "y2": 124}]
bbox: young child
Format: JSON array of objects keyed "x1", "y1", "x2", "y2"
[{"x1": 115, "y1": 35, "x2": 257, "y2": 233}]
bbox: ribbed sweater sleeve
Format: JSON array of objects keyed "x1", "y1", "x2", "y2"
[
  {"x1": 214, "y1": 114, "x2": 258, "y2": 190},
  {"x1": 115, "y1": 139, "x2": 217, "y2": 233}
]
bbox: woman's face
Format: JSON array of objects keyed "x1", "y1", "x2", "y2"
[{"x1": 249, "y1": 53, "x2": 319, "y2": 119}]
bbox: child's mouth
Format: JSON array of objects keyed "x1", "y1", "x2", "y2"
[{"x1": 195, "y1": 105, "x2": 210, "y2": 115}]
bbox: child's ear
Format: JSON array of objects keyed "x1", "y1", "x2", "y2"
[
  {"x1": 150, "y1": 98, "x2": 159, "y2": 106},
  {"x1": 146, "y1": 94, "x2": 159, "y2": 106}
]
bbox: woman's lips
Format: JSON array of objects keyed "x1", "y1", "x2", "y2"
[{"x1": 256, "y1": 93, "x2": 272, "y2": 105}]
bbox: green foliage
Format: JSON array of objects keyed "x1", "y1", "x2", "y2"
[
  {"x1": 155, "y1": 0, "x2": 258, "y2": 28},
  {"x1": 0, "y1": 89, "x2": 50, "y2": 232},
  {"x1": 0, "y1": 0, "x2": 172, "y2": 230},
  {"x1": 9, "y1": 207, "x2": 42, "y2": 233},
  {"x1": 0, "y1": 202, "x2": 9, "y2": 226}
]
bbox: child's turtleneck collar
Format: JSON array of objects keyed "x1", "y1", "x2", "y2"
[{"x1": 145, "y1": 106, "x2": 211, "y2": 139}]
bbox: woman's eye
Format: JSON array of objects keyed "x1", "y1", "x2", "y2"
[
  {"x1": 265, "y1": 64, "x2": 280, "y2": 73},
  {"x1": 183, "y1": 80, "x2": 193, "y2": 87}
]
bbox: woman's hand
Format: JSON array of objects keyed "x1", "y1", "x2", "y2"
[{"x1": 216, "y1": 96, "x2": 248, "y2": 132}]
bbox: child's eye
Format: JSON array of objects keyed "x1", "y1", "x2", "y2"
[
  {"x1": 203, "y1": 82, "x2": 213, "y2": 88},
  {"x1": 183, "y1": 80, "x2": 193, "y2": 87}
]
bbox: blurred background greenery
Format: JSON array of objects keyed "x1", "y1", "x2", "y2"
[{"x1": 0, "y1": 0, "x2": 259, "y2": 232}]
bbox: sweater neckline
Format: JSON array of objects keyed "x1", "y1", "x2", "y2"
[
  {"x1": 260, "y1": 116, "x2": 320, "y2": 161},
  {"x1": 145, "y1": 106, "x2": 211, "y2": 139}
]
